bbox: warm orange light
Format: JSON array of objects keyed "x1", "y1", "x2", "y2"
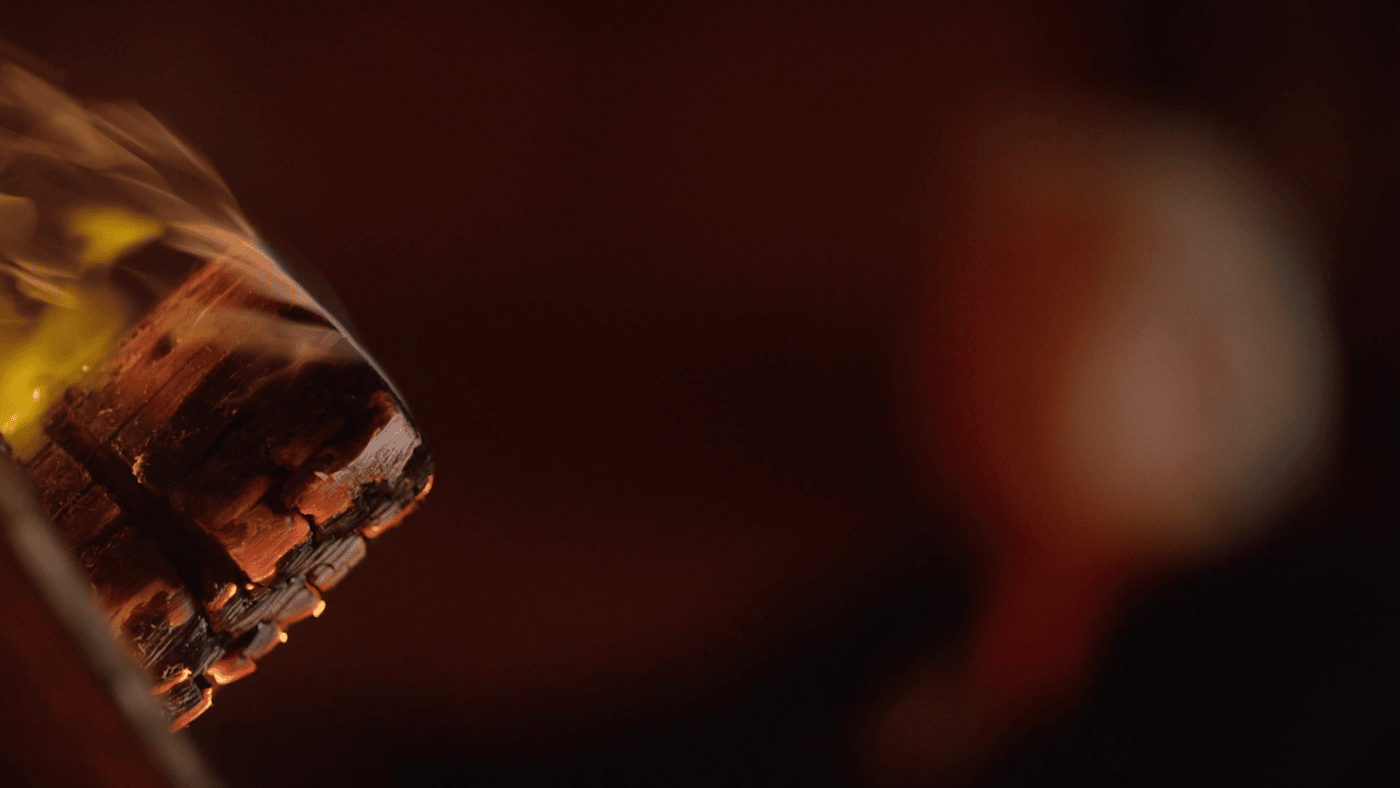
[{"x1": 208, "y1": 582, "x2": 238, "y2": 613}]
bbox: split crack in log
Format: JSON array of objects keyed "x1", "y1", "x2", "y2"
[{"x1": 46, "y1": 410, "x2": 247, "y2": 604}]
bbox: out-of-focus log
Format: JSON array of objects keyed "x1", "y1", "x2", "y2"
[{"x1": 1, "y1": 442, "x2": 218, "y2": 787}]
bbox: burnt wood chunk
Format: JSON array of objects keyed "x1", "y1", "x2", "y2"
[{"x1": 17, "y1": 259, "x2": 433, "y2": 728}]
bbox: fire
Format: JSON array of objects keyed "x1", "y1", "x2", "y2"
[
  {"x1": 2, "y1": 62, "x2": 390, "y2": 463},
  {"x1": 0, "y1": 208, "x2": 161, "y2": 455},
  {"x1": 71, "y1": 208, "x2": 164, "y2": 268},
  {"x1": 1, "y1": 59, "x2": 246, "y2": 458},
  {"x1": 0, "y1": 285, "x2": 123, "y2": 454},
  {"x1": 1, "y1": 60, "x2": 433, "y2": 735}
]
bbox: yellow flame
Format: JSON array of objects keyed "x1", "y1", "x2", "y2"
[
  {"x1": 0, "y1": 208, "x2": 159, "y2": 454},
  {"x1": 70, "y1": 208, "x2": 164, "y2": 268},
  {"x1": 0, "y1": 289, "x2": 124, "y2": 454}
]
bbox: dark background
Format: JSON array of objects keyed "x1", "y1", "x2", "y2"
[{"x1": 3, "y1": 2, "x2": 1398, "y2": 785}]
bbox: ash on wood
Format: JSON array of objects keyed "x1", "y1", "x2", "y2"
[{"x1": 18, "y1": 258, "x2": 433, "y2": 728}]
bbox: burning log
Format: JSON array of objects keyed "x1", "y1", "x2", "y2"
[
  {"x1": 1, "y1": 62, "x2": 432, "y2": 728},
  {"x1": 22, "y1": 261, "x2": 433, "y2": 726}
]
